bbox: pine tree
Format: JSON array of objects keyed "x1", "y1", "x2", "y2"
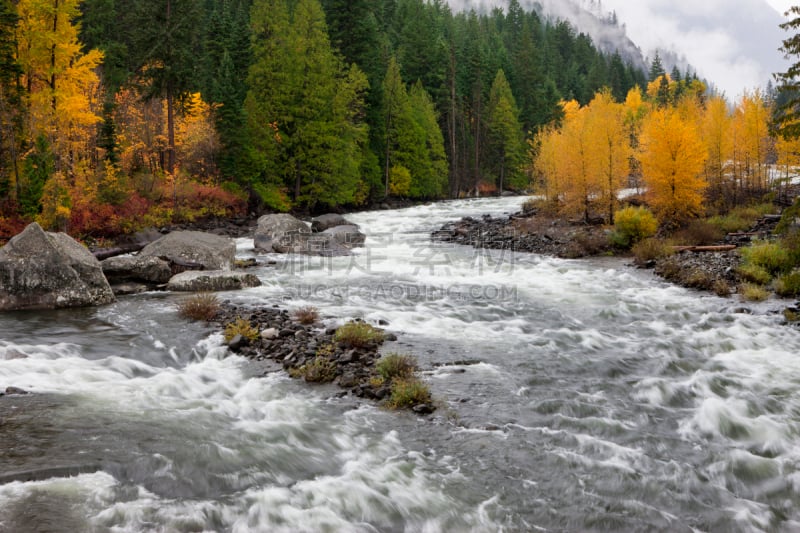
[
  {"x1": 775, "y1": 6, "x2": 800, "y2": 137},
  {"x1": 648, "y1": 51, "x2": 665, "y2": 82},
  {"x1": 245, "y1": 0, "x2": 367, "y2": 209},
  {"x1": 127, "y1": 0, "x2": 202, "y2": 174},
  {"x1": 0, "y1": 0, "x2": 22, "y2": 200},
  {"x1": 486, "y1": 69, "x2": 525, "y2": 193},
  {"x1": 382, "y1": 55, "x2": 408, "y2": 197}
]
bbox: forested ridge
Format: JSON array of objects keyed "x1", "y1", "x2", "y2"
[{"x1": 0, "y1": 0, "x2": 647, "y2": 239}]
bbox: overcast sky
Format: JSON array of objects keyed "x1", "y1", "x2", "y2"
[
  {"x1": 766, "y1": 0, "x2": 794, "y2": 15},
  {"x1": 599, "y1": 0, "x2": 790, "y2": 98}
]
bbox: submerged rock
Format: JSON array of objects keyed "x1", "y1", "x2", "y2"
[
  {"x1": 101, "y1": 255, "x2": 173, "y2": 284},
  {"x1": 254, "y1": 214, "x2": 310, "y2": 252},
  {"x1": 0, "y1": 223, "x2": 115, "y2": 311},
  {"x1": 321, "y1": 225, "x2": 366, "y2": 248},
  {"x1": 311, "y1": 213, "x2": 355, "y2": 232},
  {"x1": 166, "y1": 270, "x2": 262, "y2": 292}
]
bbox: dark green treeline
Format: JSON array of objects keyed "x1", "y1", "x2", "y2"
[{"x1": 74, "y1": 0, "x2": 645, "y2": 210}]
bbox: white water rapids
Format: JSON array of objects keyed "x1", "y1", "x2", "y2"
[{"x1": 1, "y1": 197, "x2": 800, "y2": 531}]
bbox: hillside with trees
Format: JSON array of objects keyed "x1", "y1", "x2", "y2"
[{"x1": 0, "y1": 0, "x2": 647, "y2": 240}]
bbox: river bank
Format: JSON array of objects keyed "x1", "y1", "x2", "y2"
[{"x1": 432, "y1": 205, "x2": 800, "y2": 316}]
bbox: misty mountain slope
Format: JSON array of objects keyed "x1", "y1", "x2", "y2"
[
  {"x1": 450, "y1": 0, "x2": 648, "y2": 70},
  {"x1": 592, "y1": 0, "x2": 789, "y2": 96},
  {"x1": 451, "y1": 0, "x2": 789, "y2": 96}
]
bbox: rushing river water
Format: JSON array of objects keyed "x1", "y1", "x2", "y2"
[{"x1": 1, "y1": 197, "x2": 800, "y2": 532}]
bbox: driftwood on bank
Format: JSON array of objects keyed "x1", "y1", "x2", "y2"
[
  {"x1": 671, "y1": 245, "x2": 737, "y2": 253},
  {"x1": 92, "y1": 243, "x2": 147, "y2": 260}
]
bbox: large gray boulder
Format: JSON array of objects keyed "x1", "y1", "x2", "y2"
[
  {"x1": 166, "y1": 270, "x2": 262, "y2": 292},
  {"x1": 101, "y1": 255, "x2": 173, "y2": 284},
  {"x1": 311, "y1": 213, "x2": 355, "y2": 233},
  {"x1": 139, "y1": 231, "x2": 235, "y2": 270},
  {"x1": 254, "y1": 214, "x2": 310, "y2": 252},
  {"x1": 0, "y1": 223, "x2": 115, "y2": 311},
  {"x1": 321, "y1": 225, "x2": 366, "y2": 248}
]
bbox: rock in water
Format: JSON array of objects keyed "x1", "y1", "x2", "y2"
[
  {"x1": 0, "y1": 223, "x2": 116, "y2": 311},
  {"x1": 101, "y1": 255, "x2": 173, "y2": 284},
  {"x1": 311, "y1": 213, "x2": 355, "y2": 233},
  {"x1": 166, "y1": 270, "x2": 262, "y2": 292},
  {"x1": 321, "y1": 225, "x2": 366, "y2": 248},
  {"x1": 254, "y1": 214, "x2": 349, "y2": 255},
  {"x1": 254, "y1": 214, "x2": 310, "y2": 252},
  {"x1": 139, "y1": 231, "x2": 236, "y2": 271}
]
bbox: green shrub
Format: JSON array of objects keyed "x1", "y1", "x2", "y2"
[
  {"x1": 632, "y1": 238, "x2": 674, "y2": 265},
  {"x1": 740, "y1": 240, "x2": 793, "y2": 275},
  {"x1": 737, "y1": 263, "x2": 772, "y2": 285},
  {"x1": 177, "y1": 293, "x2": 220, "y2": 321},
  {"x1": 224, "y1": 317, "x2": 259, "y2": 343},
  {"x1": 712, "y1": 279, "x2": 732, "y2": 297},
  {"x1": 292, "y1": 356, "x2": 337, "y2": 383},
  {"x1": 707, "y1": 214, "x2": 751, "y2": 234},
  {"x1": 376, "y1": 353, "x2": 417, "y2": 381},
  {"x1": 387, "y1": 377, "x2": 431, "y2": 409},
  {"x1": 740, "y1": 283, "x2": 770, "y2": 302},
  {"x1": 334, "y1": 321, "x2": 385, "y2": 348},
  {"x1": 776, "y1": 198, "x2": 800, "y2": 234},
  {"x1": 610, "y1": 206, "x2": 658, "y2": 248},
  {"x1": 684, "y1": 269, "x2": 716, "y2": 291},
  {"x1": 775, "y1": 270, "x2": 800, "y2": 297},
  {"x1": 779, "y1": 230, "x2": 800, "y2": 266},
  {"x1": 292, "y1": 306, "x2": 320, "y2": 325}
]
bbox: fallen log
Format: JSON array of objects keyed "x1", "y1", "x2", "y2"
[
  {"x1": 92, "y1": 243, "x2": 146, "y2": 260},
  {"x1": 672, "y1": 245, "x2": 737, "y2": 252},
  {"x1": 726, "y1": 231, "x2": 769, "y2": 238}
]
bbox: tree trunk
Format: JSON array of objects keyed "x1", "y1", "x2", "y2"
[
  {"x1": 165, "y1": 0, "x2": 175, "y2": 176},
  {"x1": 448, "y1": 47, "x2": 458, "y2": 198},
  {"x1": 473, "y1": 95, "x2": 481, "y2": 196},
  {"x1": 166, "y1": 86, "x2": 175, "y2": 175}
]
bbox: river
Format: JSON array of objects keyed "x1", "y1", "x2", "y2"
[{"x1": 1, "y1": 197, "x2": 799, "y2": 532}]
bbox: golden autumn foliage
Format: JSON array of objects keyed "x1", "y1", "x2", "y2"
[
  {"x1": 640, "y1": 107, "x2": 707, "y2": 222},
  {"x1": 532, "y1": 93, "x2": 632, "y2": 222},
  {"x1": 586, "y1": 90, "x2": 631, "y2": 223},
  {"x1": 16, "y1": 0, "x2": 103, "y2": 164},
  {"x1": 532, "y1": 81, "x2": 781, "y2": 229}
]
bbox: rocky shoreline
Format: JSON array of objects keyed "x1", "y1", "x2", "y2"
[{"x1": 433, "y1": 208, "x2": 800, "y2": 316}]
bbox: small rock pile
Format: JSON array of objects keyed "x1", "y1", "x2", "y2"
[
  {"x1": 434, "y1": 212, "x2": 612, "y2": 258},
  {"x1": 214, "y1": 305, "x2": 434, "y2": 412}
]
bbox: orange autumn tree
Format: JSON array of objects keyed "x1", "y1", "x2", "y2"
[
  {"x1": 586, "y1": 89, "x2": 632, "y2": 223},
  {"x1": 701, "y1": 95, "x2": 733, "y2": 207},
  {"x1": 16, "y1": 0, "x2": 103, "y2": 162},
  {"x1": 531, "y1": 123, "x2": 562, "y2": 205},
  {"x1": 640, "y1": 107, "x2": 707, "y2": 223},
  {"x1": 15, "y1": 0, "x2": 104, "y2": 229},
  {"x1": 557, "y1": 99, "x2": 599, "y2": 222},
  {"x1": 732, "y1": 90, "x2": 772, "y2": 195}
]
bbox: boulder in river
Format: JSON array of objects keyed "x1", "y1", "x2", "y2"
[
  {"x1": 272, "y1": 232, "x2": 350, "y2": 256},
  {"x1": 311, "y1": 213, "x2": 355, "y2": 233},
  {"x1": 166, "y1": 270, "x2": 262, "y2": 292},
  {"x1": 254, "y1": 214, "x2": 310, "y2": 252},
  {"x1": 0, "y1": 223, "x2": 115, "y2": 311},
  {"x1": 101, "y1": 255, "x2": 173, "y2": 284},
  {"x1": 139, "y1": 231, "x2": 235, "y2": 271},
  {"x1": 321, "y1": 225, "x2": 366, "y2": 248}
]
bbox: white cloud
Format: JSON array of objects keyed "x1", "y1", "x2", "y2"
[
  {"x1": 600, "y1": 0, "x2": 788, "y2": 98},
  {"x1": 446, "y1": 0, "x2": 790, "y2": 100}
]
